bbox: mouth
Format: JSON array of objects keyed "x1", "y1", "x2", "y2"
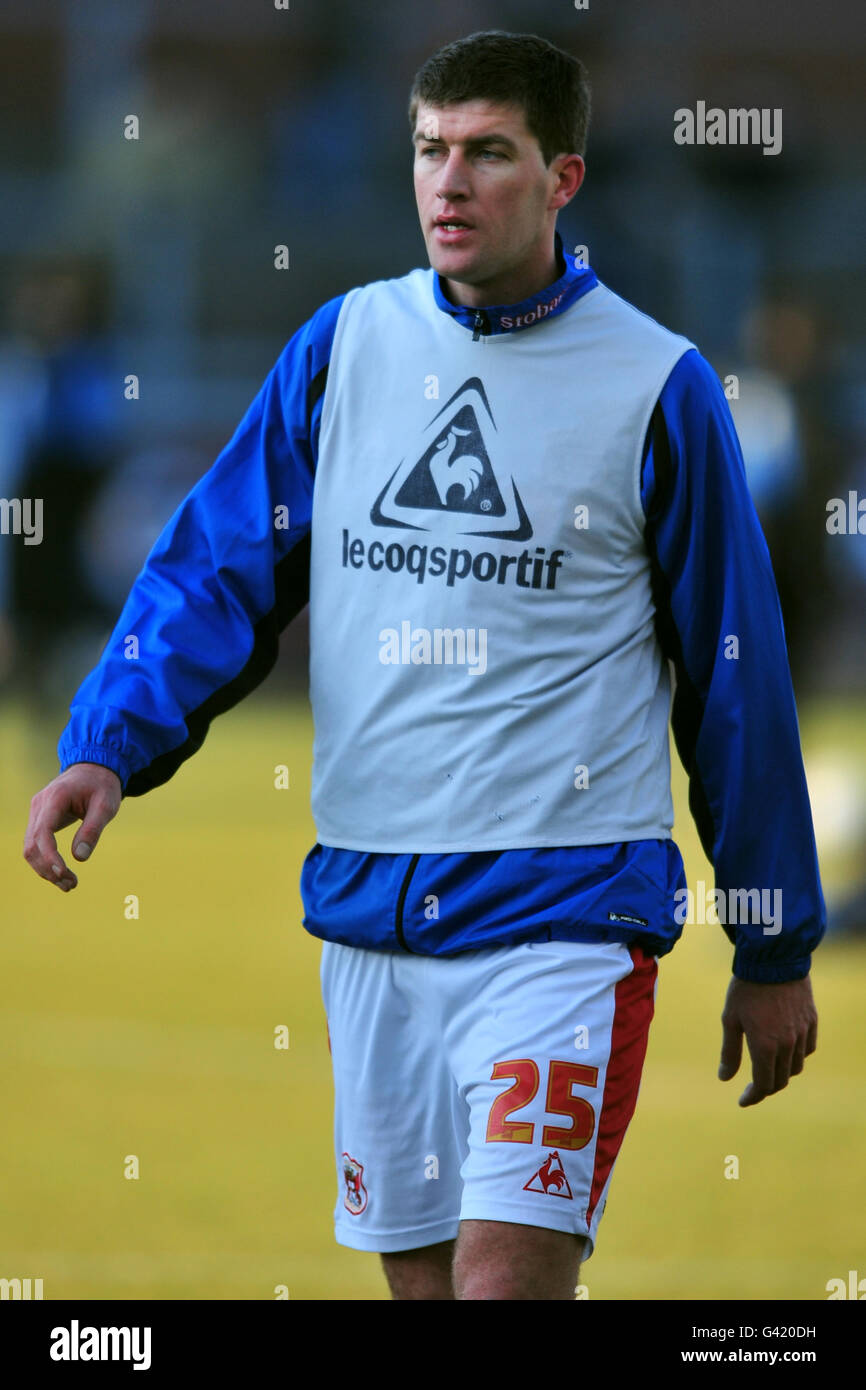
[{"x1": 433, "y1": 219, "x2": 475, "y2": 243}]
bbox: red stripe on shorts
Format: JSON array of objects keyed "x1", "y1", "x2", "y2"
[{"x1": 585, "y1": 943, "x2": 657, "y2": 1228}]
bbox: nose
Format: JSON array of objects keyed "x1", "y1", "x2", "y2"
[{"x1": 434, "y1": 149, "x2": 471, "y2": 203}]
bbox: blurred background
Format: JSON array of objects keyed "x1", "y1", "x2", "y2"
[{"x1": 1, "y1": 0, "x2": 864, "y2": 1299}]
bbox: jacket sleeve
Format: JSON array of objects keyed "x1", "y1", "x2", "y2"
[
  {"x1": 641, "y1": 347, "x2": 826, "y2": 983},
  {"x1": 56, "y1": 292, "x2": 346, "y2": 796}
]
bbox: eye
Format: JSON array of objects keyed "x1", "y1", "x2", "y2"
[{"x1": 478, "y1": 149, "x2": 503, "y2": 160}]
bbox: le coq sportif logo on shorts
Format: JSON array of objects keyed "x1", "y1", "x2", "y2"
[{"x1": 370, "y1": 376, "x2": 532, "y2": 541}]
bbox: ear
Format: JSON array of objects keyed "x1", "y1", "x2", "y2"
[{"x1": 550, "y1": 153, "x2": 585, "y2": 210}]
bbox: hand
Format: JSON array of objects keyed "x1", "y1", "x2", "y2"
[
  {"x1": 24, "y1": 763, "x2": 123, "y2": 892},
  {"x1": 718, "y1": 975, "x2": 818, "y2": 1107}
]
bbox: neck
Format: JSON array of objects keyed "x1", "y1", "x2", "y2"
[{"x1": 441, "y1": 237, "x2": 565, "y2": 310}]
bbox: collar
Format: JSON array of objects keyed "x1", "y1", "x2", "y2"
[{"x1": 432, "y1": 229, "x2": 597, "y2": 338}]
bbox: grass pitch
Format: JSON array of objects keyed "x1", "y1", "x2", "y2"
[{"x1": 1, "y1": 689, "x2": 863, "y2": 1300}]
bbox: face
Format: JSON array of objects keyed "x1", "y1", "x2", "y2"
[{"x1": 412, "y1": 99, "x2": 584, "y2": 307}]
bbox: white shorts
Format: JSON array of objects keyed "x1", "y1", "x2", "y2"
[{"x1": 320, "y1": 936, "x2": 658, "y2": 1260}]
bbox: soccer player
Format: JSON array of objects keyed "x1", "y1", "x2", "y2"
[{"x1": 24, "y1": 30, "x2": 824, "y2": 1300}]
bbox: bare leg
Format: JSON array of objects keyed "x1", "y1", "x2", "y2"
[
  {"x1": 453, "y1": 1220, "x2": 583, "y2": 1300},
  {"x1": 380, "y1": 1238, "x2": 456, "y2": 1300}
]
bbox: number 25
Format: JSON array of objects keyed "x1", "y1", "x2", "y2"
[{"x1": 485, "y1": 1058, "x2": 598, "y2": 1150}]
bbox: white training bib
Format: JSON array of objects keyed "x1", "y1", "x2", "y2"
[{"x1": 309, "y1": 270, "x2": 695, "y2": 850}]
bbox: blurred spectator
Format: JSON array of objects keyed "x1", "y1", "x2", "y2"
[
  {"x1": 2, "y1": 259, "x2": 120, "y2": 709},
  {"x1": 727, "y1": 292, "x2": 851, "y2": 694}
]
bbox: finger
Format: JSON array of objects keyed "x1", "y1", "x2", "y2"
[
  {"x1": 739, "y1": 1047, "x2": 775, "y2": 1107},
  {"x1": 23, "y1": 798, "x2": 79, "y2": 891},
  {"x1": 772, "y1": 1042, "x2": 795, "y2": 1094},
  {"x1": 805, "y1": 1015, "x2": 818, "y2": 1056},
  {"x1": 790, "y1": 1035, "x2": 807, "y2": 1077},
  {"x1": 718, "y1": 1020, "x2": 743, "y2": 1080},
  {"x1": 25, "y1": 821, "x2": 78, "y2": 891}
]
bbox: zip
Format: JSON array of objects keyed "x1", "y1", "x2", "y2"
[
  {"x1": 394, "y1": 853, "x2": 420, "y2": 952},
  {"x1": 472, "y1": 309, "x2": 490, "y2": 342}
]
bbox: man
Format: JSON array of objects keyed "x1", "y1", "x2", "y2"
[{"x1": 24, "y1": 30, "x2": 824, "y2": 1300}]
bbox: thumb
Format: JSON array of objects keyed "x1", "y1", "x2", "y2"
[
  {"x1": 72, "y1": 826, "x2": 99, "y2": 860},
  {"x1": 71, "y1": 803, "x2": 112, "y2": 861},
  {"x1": 718, "y1": 1018, "x2": 743, "y2": 1081}
]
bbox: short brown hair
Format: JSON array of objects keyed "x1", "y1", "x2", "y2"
[{"x1": 408, "y1": 29, "x2": 591, "y2": 166}]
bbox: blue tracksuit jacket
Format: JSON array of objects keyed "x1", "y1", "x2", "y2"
[{"x1": 56, "y1": 234, "x2": 826, "y2": 983}]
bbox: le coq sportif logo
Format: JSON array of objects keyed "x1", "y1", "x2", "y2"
[{"x1": 370, "y1": 376, "x2": 533, "y2": 541}]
